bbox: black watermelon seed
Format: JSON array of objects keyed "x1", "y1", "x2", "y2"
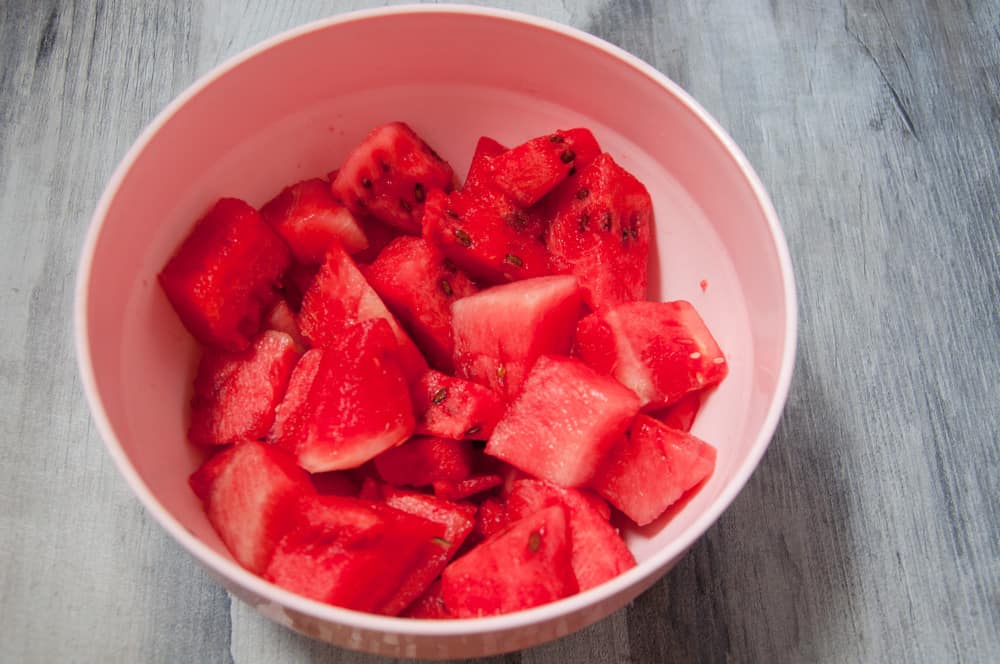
[
  {"x1": 414, "y1": 183, "x2": 426, "y2": 202},
  {"x1": 454, "y1": 228, "x2": 472, "y2": 247},
  {"x1": 576, "y1": 188, "x2": 590, "y2": 200},
  {"x1": 601, "y1": 211, "x2": 613, "y2": 231},
  {"x1": 560, "y1": 150, "x2": 576, "y2": 163},
  {"x1": 432, "y1": 388, "x2": 448, "y2": 404},
  {"x1": 505, "y1": 253, "x2": 524, "y2": 267},
  {"x1": 439, "y1": 278, "x2": 453, "y2": 297},
  {"x1": 528, "y1": 532, "x2": 542, "y2": 552},
  {"x1": 549, "y1": 134, "x2": 565, "y2": 143},
  {"x1": 446, "y1": 208, "x2": 460, "y2": 219},
  {"x1": 360, "y1": 177, "x2": 372, "y2": 188}
]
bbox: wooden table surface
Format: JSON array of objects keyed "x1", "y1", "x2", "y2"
[{"x1": 2, "y1": 1, "x2": 997, "y2": 662}]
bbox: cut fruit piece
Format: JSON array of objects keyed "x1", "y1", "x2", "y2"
[
  {"x1": 379, "y1": 487, "x2": 477, "y2": 616},
  {"x1": 331, "y1": 122, "x2": 455, "y2": 234},
  {"x1": 373, "y1": 437, "x2": 476, "y2": 487},
  {"x1": 160, "y1": 198, "x2": 291, "y2": 351},
  {"x1": 574, "y1": 300, "x2": 728, "y2": 409},
  {"x1": 272, "y1": 319, "x2": 415, "y2": 473},
  {"x1": 297, "y1": 242, "x2": 427, "y2": 380},
  {"x1": 590, "y1": 415, "x2": 717, "y2": 526},
  {"x1": 189, "y1": 330, "x2": 300, "y2": 446},
  {"x1": 462, "y1": 136, "x2": 508, "y2": 192},
  {"x1": 269, "y1": 348, "x2": 322, "y2": 444},
  {"x1": 432, "y1": 474, "x2": 503, "y2": 502},
  {"x1": 545, "y1": 153, "x2": 652, "y2": 311},
  {"x1": 650, "y1": 391, "x2": 703, "y2": 433},
  {"x1": 189, "y1": 441, "x2": 313, "y2": 574},
  {"x1": 422, "y1": 187, "x2": 550, "y2": 285},
  {"x1": 486, "y1": 355, "x2": 640, "y2": 487},
  {"x1": 410, "y1": 370, "x2": 506, "y2": 440},
  {"x1": 364, "y1": 236, "x2": 477, "y2": 371},
  {"x1": 490, "y1": 128, "x2": 602, "y2": 207},
  {"x1": 451, "y1": 275, "x2": 583, "y2": 400},
  {"x1": 260, "y1": 177, "x2": 368, "y2": 262},
  {"x1": 264, "y1": 495, "x2": 444, "y2": 615},
  {"x1": 506, "y1": 479, "x2": 635, "y2": 591},
  {"x1": 440, "y1": 504, "x2": 577, "y2": 617}
]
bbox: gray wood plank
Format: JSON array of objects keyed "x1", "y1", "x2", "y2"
[{"x1": 1, "y1": 0, "x2": 997, "y2": 662}]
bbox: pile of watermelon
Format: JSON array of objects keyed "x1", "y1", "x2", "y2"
[{"x1": 160, "y1": 122, "x2": 728, "y2": 619}]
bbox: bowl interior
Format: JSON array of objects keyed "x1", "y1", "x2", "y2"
[{"x1": 79, "y1": 6, "x2": 793, "y2": 653}]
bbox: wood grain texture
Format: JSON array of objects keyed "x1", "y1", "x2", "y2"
[{"x1": 0, "y1": 1, "x2": 997, "y2": 662}]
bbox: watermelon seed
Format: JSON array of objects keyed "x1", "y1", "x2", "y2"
[
  {"x1": 432, "y1": 388, "x2": 448, "y2": 404},
  {"x1": 630, "y1": 227, "x2": 639, "y2": 239},
  {"x1": 379, "y1": 161, "x2": 391, "y2": 173},
  {"x1": 527, "y1": 532, "x2": 542, "y2": 552},
  {"x1": 442, "y1": 258, "x2": 458, "y2": 272},
  {"x1": 578, "y1": 212, "x2": 590, "y2": 232},
  {"x1": 601, "y1": 211, "x2": 613, "y2": 231},
  {"x1": 414, "y1": 183, "x2": 426, "y2": 202},
  {"x1": 446, "y1": 208, "x2": 461, "y2": 219},
  {"x1": 400, "y1": 199, "x2": 412, "y2": 212},
  {"x1": 549, "y1": 134, "x2": 565, "y2": 143},
  {"x1": 356, "y1": 197, "x2": 368, "y2": 210},
  {"x1": 576, "y1": 188, "x2": 590, "y2": 200},
  {"x1": 713, "y1": 357, "x2": 726, "y2": 364},
  {"x1": 504, "y1": 253, "x2": 524, "y2": 268},
  {"x1": 560, "y1": 150, "x2": 576, "y2": 163},
  {"x1": 465, "y1": 424, "x2": 482, "y2": 436},
  {"x1": 496, "y1": 364, "x2": 507, "y2": 386},
  {"x1": 360, "y1": 177, "x2": 372, "y2": 188},
  {"x1": 505, "y1": 210, "x2": 528, "y2": 230},
  {"x1": 689, "y1": 352, "x2": 702, "y2": 360},
  {"x1": 439, "y1": 278, "x2": 454, "y2": 297},
  {"x1": 453, "y1": 228, "x2": 472, "y2": 247},
  {"x1": 432, "y1": 537, "x2": 451, "y2": 549},
  {"x1": 622, "y1": 228, "x2": 630, "y2": 242},
  {"x1": 568, "y1": 166, "x2": 577, "y2": 176}
]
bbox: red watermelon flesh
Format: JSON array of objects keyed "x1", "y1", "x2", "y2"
[
  {"x1": 189, "y1": 330, "x2": 300, "y2": 446},
  {"x1": 297, "y1": 241, "x2": 427, "y2": 380},
  {"x1": 260, "y1": 177, "x2": 368, "y2": 262},
  {"x1": 278, "y1": 262, "x2": 318, "y2": 312},
  {"x1": 401, "y1": 580, "x2": 452, "y2": 619},
  {"x1": 650, "y1": 391, "x2": 703, "y2": 433},
  {"x1": 590, "y1": 415, "x2": 717, "y2": 526},
  {"x1": 350, "y1": 214, "x2": 404, "y2": 264},
  {"x1": 309, "y1": 471, "x2": 361, "y2": 497},
  {"x1": 189, "y1": 440, "x2": 313, "y2": 574},
  {"x1": 364, "y1": 236, "x2": 478, "y2": 371},
  {"x1": 269, "y1": 348, "x2": 322, "y2": 445},
  {"x1": 422, "y1": 186, "x2": 550, "y2": 285},
  {"x1": 451, "y1": 275, "x2": 583, "y2": 400},
  {"x1": 574, "y1": 300, "x2": 728, "y2": 409},
  {"x1": 373, "y1": 437, "x2": 476, "y2": 487},
  {"x1": 545, "y1": 153, "x2": 652, "y2": 311},
  {"x1": 379, "y1": 487, "x2": 477, "y2": 616},
  {"x1": 441, "y1": 504, "x2": 577, "y2": 617},
  {"x1": 462, "y1": 136, "x2": 508, "y2": 192},
  {"x1": 264, "y1": 495, "x2": 444, "y2": 614},
  {"x1": 410, "y1": 369, "x2": 506, "y2": 440},
  {"x1": 331, "y1": 122, "x2": 455, "y2": 234},
  {"x1": 273, "y1": 319, "x2": 415, "y2": 473},
  {"x1": 506, "y1": 479, "x2": 635, "y2": 591},
  {"x1": 432, "y1": 474, "x2": 503, "y2": 502},
  {"x1": 490, "y1": 128, "x2": 602, "y2": 207},
  {"x1": 159, "y1": 198, "x2": 291, "y2": 352},
  {"x1": 485, "y1": 355, "x2": 640, "y2": 487}
]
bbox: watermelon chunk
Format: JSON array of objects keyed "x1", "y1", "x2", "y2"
[
  {"x1": 297, "y1": 241, "x2": 427, "y2": 380},
  {"x1": 272, "y1": 319, "x2": 415, "y2": 473},
  {"x1": 506, "y1": 479, "x2": 635, "y2": 591},
  {"x1": 270, "y1": 348, "x2": 322, "y2": 444},
  {"x1": 432, "y1": 474, "x2": 503, "y2": 502},
  {"x1": 159, "y1": 198, "x2": 291, "y2": 351},
  {"x1": 373, "y1": 437, "x2": 476, "y2": 487},
  {"x1": 545, "y1": 153, "x2": 652, "y2": 310},
  {"x1": 441, "y1": 504, "x2": 577, "y2": 617},
  {"x1": 574, "y1": 300, "x2": 728, "y2": 409},
  {"x1": 331, "y1": 122, "x2": 455, "y2": 234},
  {"x1": 486, "y1": 355, "x2": 640, "y2": 487},
  {"x1": 490, "y1": 128, "x2": 602, "y2": 207},
  {"x1": 260, "y1": 177, "x2": 368, "y2": 262},
  {"x1": 189, "y1": 441, "x2": 313, "y2": 574},
  {"x1": 451, "y1": 275, "x2": 583, "y2": 400},
  {"x1": 189, "y1": 330, "x2": 300, "y2": 446},
  {"x1": 364, "y1": 236, "x2": 477, "y2": 371},
  {"x1": 650, "y1": 391, "x2": 703, "y2": 433},
  {"x1": 590, "y1": 415, "x2": 717, "y2": 526},
  {"x1": 264, "y1": 495, "x2": 444, "y2": 614},
  {"x1": 410, "y1": 369, "x2": 506, "y2": 440}
]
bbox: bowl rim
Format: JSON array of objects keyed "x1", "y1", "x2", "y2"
[{"x1": 74, "y1": 2, "x2": 797, "y2": 638}]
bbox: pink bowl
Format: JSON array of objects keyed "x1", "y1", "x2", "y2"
[{"x1": 75, "y1": 5, "x2": 796, "y2": 659}]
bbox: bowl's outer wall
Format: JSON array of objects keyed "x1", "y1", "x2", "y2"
[{"x1": 78, "y1": 7, "x2": 794, "y2": 658}]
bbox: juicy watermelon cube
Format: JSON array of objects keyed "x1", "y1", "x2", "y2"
[
  {"x1": 410, "y1": 369, "x2": 506, "y2": 440},
  {"x1": 272, "y1": 319, "x2": 416, "y2": 473},
  {"x1": 331, "y1": 122, "x2": 455, "y2": 234},
  {"x1": 590, "y1": 415, "x2": 717, "y2": 526},
  {"x1": 574, "y1": 300, "x2": 728, "y2": 408},
  {"x1": 189, "y1": 441, "x2": 313, "y2": 574},
  {"x1": 451, "y1": 275, "x2": 583, "y2": 400},
  {"x1": 490, "y1": 128, "x2": 602, "y2": 207},
  {"x1": 441, "y1": 505, "x2": 577, "y2": 617},
  {"x1": 188, "y1": 330, "x2": 300, "y2": 446},
  {"x1": 159, "y1": 198, "x2": 291, "y2": 351},
  {"x1": 506, "y1": 479, "x2": 635, "y2": 591},
  {"x1": 297, "y1": 241, "x2": 427, "y2": 380},
  {"x1": 364, "y1": 236, "x2": 478, "y2": 371},
  {"x1": 545, "y1": 153, "x2": 652, "y2": 310},
  {"x1": 422, "y1": 186, "x2": 551, "y2": 285},
  {"x1": 486, "y1": 355, "x2": 640, "y2": 487},
  {"x1": 373, "y1": 437, "x2": 476, "y2": 487},
  {"x1": 259, "y1": 177, "x2": 368, "y2": 262}
]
